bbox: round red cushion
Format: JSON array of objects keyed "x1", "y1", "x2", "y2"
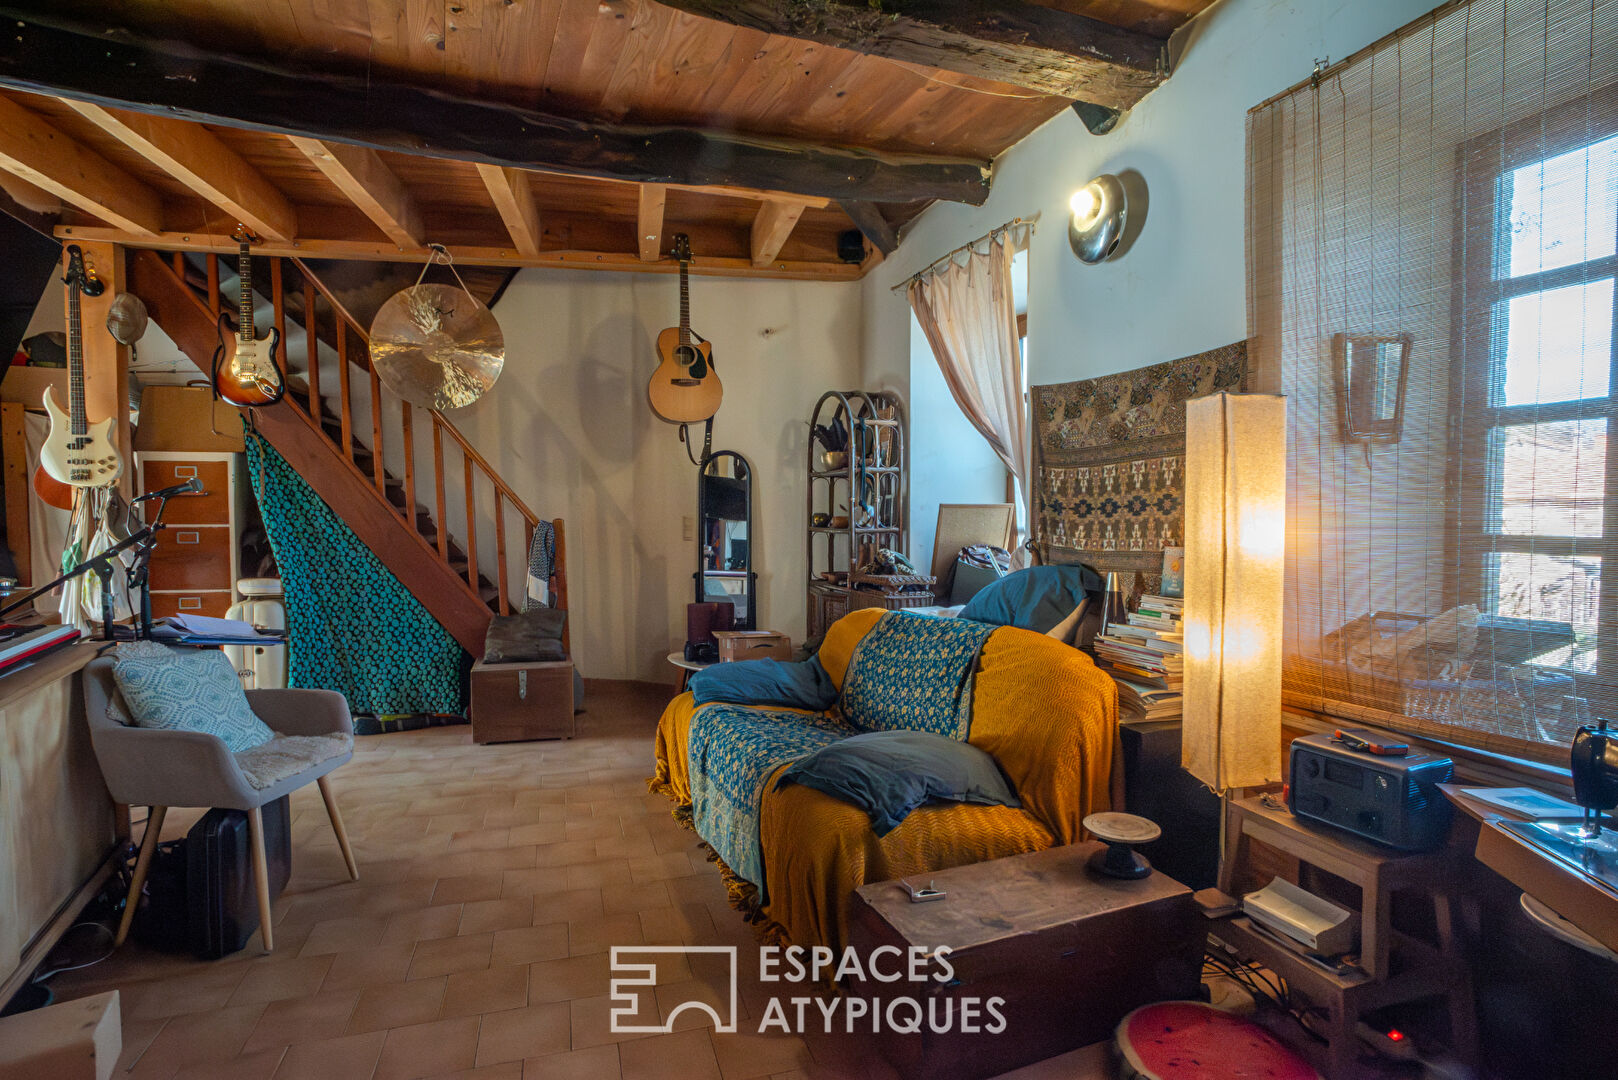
[{"x1": 1116, "y1": 1001, "x2": 1319, "y2": 1080}]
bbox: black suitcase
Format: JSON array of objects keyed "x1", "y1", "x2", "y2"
[{"x1": 130, "y1": 796, "x2": 293, "y2": 959}]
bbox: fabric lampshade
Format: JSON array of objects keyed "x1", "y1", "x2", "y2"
[{"x1": 1182, "y1": 392, "x2": 1287, "y2": 790}]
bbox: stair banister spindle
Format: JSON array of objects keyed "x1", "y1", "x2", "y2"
[
  {"x1": 401, "y1": 400, "x2": 418, "y2": 539},
  {"x1": 494, "y1": 496, "x2": 509, "y2": 616},
  {"x1": 463, "y1": 454, "x2": 479, "y2": 592},
  {"x1": 336, "y1": 318, "x2": 353, "y2": 462},
  {"x1": 433, "y1": 419, "x2": 449, "y2": 561},
  {"x1": 369, "y1": 355, "x2": 385, "y2": 497},
  {"x1": 271, "y1": 259, "x2": 286, "y2": 373},
  {"x1": 303, "y1": 274, "x2": 320, "y2": 410}
]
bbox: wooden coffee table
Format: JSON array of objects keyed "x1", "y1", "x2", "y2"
[{"x1": 847, "y1": 841, "x2": 1203, "y2": 1080}]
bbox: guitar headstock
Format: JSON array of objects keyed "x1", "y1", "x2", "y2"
[
  {"x1": 62, "y1": 245, "x2": 105, "y2": 298},
  {"x1": 232, "y1": 224, "x2": 259, "y2": 246},
  {"x1": 671, "y1": 233, "x2": 692, "y2": 264}
]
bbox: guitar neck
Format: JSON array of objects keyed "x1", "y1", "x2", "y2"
[
  {"x1": 66, "y1": 285, "x2": 86, "y2": 435},
  {"x1": 237, "y1": 239, "x2": 254, "y2": 343},
  {"x1": 679, "y1": 259, "x2": 690, "y2": 346}
]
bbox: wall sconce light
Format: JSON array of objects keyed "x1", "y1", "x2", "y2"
[{"x1": 1068, "y1": 174, "x2": 1127, "y2": 263}]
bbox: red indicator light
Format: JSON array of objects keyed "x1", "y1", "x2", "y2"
[{"x1": 1386, "y1": 1030, "x2": 1405, "y2": 1042}]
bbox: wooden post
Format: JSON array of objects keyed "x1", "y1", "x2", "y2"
[{"x1": 68, "y1": 240, "x2": 133, "y2": 497}]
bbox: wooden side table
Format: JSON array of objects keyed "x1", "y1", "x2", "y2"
[
  {"x1": 1216, "y1": 795, "x2": 1478, "y2": 1078},
  {"x1": 848, "y1": 842, "x2": 1202, "y2": 1080}
]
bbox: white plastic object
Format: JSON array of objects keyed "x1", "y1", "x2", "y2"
[{"x1": 224, "y1": 592, "x2": 286, "y2": 690}]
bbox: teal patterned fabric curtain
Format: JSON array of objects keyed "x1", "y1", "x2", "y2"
[{"x1": 245, "y1": 432, "x2": 466, "y2": 718}]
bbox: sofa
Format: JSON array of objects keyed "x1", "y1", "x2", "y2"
[{"x1": 652, "y1": 607, "x2": 1118, "y2": 954}]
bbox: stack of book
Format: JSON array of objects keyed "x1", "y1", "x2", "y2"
[{"x1": 1093, "y1": 594, "x2": 1184, "y2": 720}]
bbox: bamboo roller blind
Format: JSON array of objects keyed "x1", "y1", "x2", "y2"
[{"x1": 1248, "y1": 0, "x2": 1618, "y2": 763}]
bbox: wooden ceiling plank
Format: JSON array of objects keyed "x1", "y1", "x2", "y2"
[
  {"x1": 477, "y1": 163, "x2": 543, "y2": 258},
  {"x1": 0, "y1": 95, "x2": 162, "y2": 235},
  {"x1": 751, "y1": 199, "x2": 805, "y2": 267},
  {"x1": 638, "y1": 183, "x2": 667, "y2": 262},
  {"x1": 657, "y1": 0, "x2": 1168, "y2": 107},
  {"x1": 62, "y1": 100, "x2": 297, "y2": 241},
  {"x1": 288, "y1": 136, "x2": 424, "y2": 249},
  {"x1": 0, "y1": 9, "x2": 990, "y2": 206}
]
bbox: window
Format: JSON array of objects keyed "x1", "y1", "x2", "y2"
[{"x1": 1456, "y1": 100, "x2": 1618, "y2": 692}]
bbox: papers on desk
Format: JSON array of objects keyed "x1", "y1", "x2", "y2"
[
  {"x1": 148, "y1": 614, "x2": 285, "y2": 645},
  {"x1": 1459, "y1": 786, "x2": 1583, "y2": 821}
]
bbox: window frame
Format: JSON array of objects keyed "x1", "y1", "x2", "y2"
[{"x1": 1451, "y1": 84, "x2": 1618, "y2": 706}]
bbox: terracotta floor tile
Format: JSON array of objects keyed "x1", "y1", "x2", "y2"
[
  {"x1": 409, "y1": 932, "x2": 494, "y2": 980},
  {"x1": 433, "y1": 872, "x2": 507, "y2": 906},
  {"x1": 384, "y1": 904, "x2": 465, "y2": 945},
  {"x1": 473, "y1": 1001, "x2": 572, "y2": 1065},
  {"x1": 563, "y1": 817, "x2": 623, "y2": 842},
  {"x1": 521, "y1": 1044, "x2": 622, "y2": 1080},
  {"x1": 299, "y1": 915, "x2": 387, "y2": 957},
  {"x1": 527, "y1": 953, "x2": 613, "y2": 1005},
  {"x1": 508, "y1": 821, "x2": 569, "y2": 847},
  {"x1": 492, "y1": 923, "x2": 570, "y2": 967},
  {"x1": 242, "y1": 987, "x2": 361, "y2": 1051},
  {"x1": 531, "y1": 888, "x2": 605, "y2": 923},
  {"x1": 427, "y1": 1064, "x2": 524, "y2": 1080},
  {"x1": 448, "y1": 827, "x2": 512, "y2": 853},
  {"x1": 373, "y1": 1015, "x2": 483, "y2": 1080},
  {"x1": 125, "y1": 1002, "x2": 266, "y2": 1077},
  {"x1": 712, "y1": 1032, "x2": 814, "y2": 1080},
  {"x1": 569, "y1": 994, "x2": 656, "y2": 1050},
  {"x1": 460, "y1": 896, "x2": 535, "y2": 936},
  {"x1": 440, "y1": 964, "x2": 530, "y2": 1018},
  {"x1": 228, "y1": 955, "x2": 336, "y2": 1007},
  {"x1": 532, "y1": 840, "x2": 600, "y2": 868},
  {"x1": 348, "y1": 977, "x2": 449, "y2": 1034},
  {"x1": 568, "y1": 913, "x2": 645, "y2": 957},
  {"x1": 619, "y1": 1028, "x2": 722, "y2": 1080},
  {"x1": 564, "y1": 861, "x2": 635, "y2": 892},
  {"x1": 599, "y1": 881, "x2": 671, "y2": 917},
  {"x1": 321, "y1": 942, "x2": 418, "y2": 991},
  {"x1": 500, "y1": 868, "x2": 569, "y2": 899},
  {"x1": 272, "y1": 1029, "x2": 386, "y2": 1080},
  {"x1": 173, "y1": 1045, "x2": 287, "y2": 1080}
]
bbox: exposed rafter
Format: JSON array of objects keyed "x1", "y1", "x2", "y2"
[
  {"x1": 287, "y1": 137, "x2": 423, "y2": 250},
  {"x1": 751, "y1": 200, "x2": 806, "y2": 268},
  {"x1": 64, "y1": 100, "x2": 297, "y2": 241},
  {"x1": 477, "y1": 165, "x2": 543, "y2": 258},
  {"x1": 656, "y1": 0, "x2": 1168, "y2": 107},
  {"x1": 0, "y1": 95, "x2": 162, "y2": 236},
  {"x1": 0, "y1": 8, "x2": 991, "y2": 206},
  {"x1": 637, "y1": 184, "x2": 667, "y2": 262},
  {"x1": 837, "y1": 200, "x2": 897, "y2": 257}
]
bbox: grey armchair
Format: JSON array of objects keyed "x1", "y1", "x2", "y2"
[{"x1": 83, "y1": 656, "x2": 359, "y2": 953}]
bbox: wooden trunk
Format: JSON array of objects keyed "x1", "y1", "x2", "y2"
[
  {"x1": 470, "y1": 659, "x2": 574, "y2": 743},
  {"x1": 847, "y1": 842, "x2": 1202, "y2": 1080}
]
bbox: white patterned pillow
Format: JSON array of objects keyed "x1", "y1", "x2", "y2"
[{"x1": 112, "y1": 641, "x2": 275, "y2": 752}]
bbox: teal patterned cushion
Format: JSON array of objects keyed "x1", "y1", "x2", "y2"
[{"x1": 112, "y1": 642, "x2": 275, "y2": 752}]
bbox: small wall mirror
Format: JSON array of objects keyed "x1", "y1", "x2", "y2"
[
  {"x1": 1333, "y1": 332, "x2": 1411, "y2": 444},
  {"x1": 697, "y1": 450, "x2": 755, "y2": 629}
]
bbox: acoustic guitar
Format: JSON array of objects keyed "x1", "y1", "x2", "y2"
[
  {"x1": 35, "y1": 245, "x2": 118, "y2": 506},
  {"x1": 648, "y1": 234, "x2": 722, "y2": 424},
  {"x1": 212, "y1": 226, "x2": 285, "y2": 407}
]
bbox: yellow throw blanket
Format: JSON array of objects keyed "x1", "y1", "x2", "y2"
[{"x1": 651, "y1": 608, "x2": 1118, "y2": 953}]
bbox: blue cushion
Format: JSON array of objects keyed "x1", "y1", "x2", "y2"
[
  {"x1": 112, "y1": 642, "x2": 275, "y2": 752},
  {"x1": 775, "y1": 730, "x2": 1020, "y2": 837},
  {"x1": 958, "y1": 564, "x2": 1104, "y2": 634},
  {"x1": 689, "y1": 657, "x2": 839, "y2": 712}
]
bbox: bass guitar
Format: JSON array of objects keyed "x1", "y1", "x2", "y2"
[
  {"x1": 36, "y1": 245, "x2": 119, "y2": 504},
  {"x1": 212, "y1": 225, "x2": 285, "y2": 407},
  {"x1": 648, "y1": 234, "x2": 722, "y2": 424}
]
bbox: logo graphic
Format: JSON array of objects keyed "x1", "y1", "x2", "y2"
[{"x1": 609, "y1": 946, "x2": 738, "y2": 1034}]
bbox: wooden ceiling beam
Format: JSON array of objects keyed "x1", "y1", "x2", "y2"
[
  {"x1": 476, "y1": 165, "x2": 543, "y2": 258},
  {"x1": 0, "y1": 9, "x2": 990, "y2": 206},
  {"x1": 638, "y1": 184, "x2": 667, "y2": 262},
  {"x1": 53, "y1": 224, "x2": 866, "y2": 282},
  {"x1": 0, "y1": 96, "x2": 162, "y2": 236},
  {"x1": 838, "y1": 200, "x2": 898, "y2": 257},
  {"x1": 751, "y1": 199, "x2": 806, "y2": 268},
  {"x1": 657, "y1": 0, "x2": 1168, "y2": 108},
  {"x1": 63, "y1": 100, "x2": 297, "y2": 241},
  {"x1": 289, "y1": 137, "x2": 423, "y2": 249}
]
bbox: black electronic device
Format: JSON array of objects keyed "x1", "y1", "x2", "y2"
[
  {"x1": 1288, "y1": 729, "x2": 1453, "y2": 850},
  {"x1": 837, "y1": 229, "x2": 867, "y2": 263}
]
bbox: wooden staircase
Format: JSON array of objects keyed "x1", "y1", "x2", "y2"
[{"x1": 129, "y1": 249, "x2": 560, "y2": 659}]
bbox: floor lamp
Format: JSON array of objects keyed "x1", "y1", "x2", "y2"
[{"x1": 1181, "y1": 392, "x2": 1287, "y2": 885}]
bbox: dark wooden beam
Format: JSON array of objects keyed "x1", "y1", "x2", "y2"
[
  {"x1": 837, "y1": 200, "x2": 898, "y2": 256},
  {"x1": 0, "y1": 9, "x2": 990, "y2": 206},
  {"x1": 658, "y1": 0, "x2": 1167, "y2": 108}
]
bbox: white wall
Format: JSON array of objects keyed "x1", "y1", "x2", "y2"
[
  {"x1": 450, "y1": 269, "x2": 862, "y2": 682},
  {"x1": 861, "y1": 0, "x2": 1442, "y2": 420}
]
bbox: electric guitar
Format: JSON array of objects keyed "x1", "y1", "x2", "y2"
[
  {"x1": 648, "y1": 234, "x2": 722, "y2": 424},
  {"x1": 212, "y1": 226, "x2": 285, "y2": 407},
  {"x1": 36, "y1": 245, "x2": 119, "y2": 502}
]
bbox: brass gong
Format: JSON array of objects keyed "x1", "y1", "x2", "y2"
[{"x1": 370, "y1": 253, "x2": 503, "y2": 409}]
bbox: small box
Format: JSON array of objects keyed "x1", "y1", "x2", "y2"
[
  {"x1": 470, "y1": 659, "x2": 574, "y2": 743},
  {"x1": 712, "y1": 630, "x2": 791, "y2": 663}
]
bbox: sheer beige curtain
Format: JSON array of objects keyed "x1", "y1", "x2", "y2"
[{"x1": 907, "y1": 229, "x2": 1030, "y2": 507}]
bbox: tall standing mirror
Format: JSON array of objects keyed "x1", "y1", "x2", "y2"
[{"x1": 697, "y1": 451, "x2": 755, "y2": 629}]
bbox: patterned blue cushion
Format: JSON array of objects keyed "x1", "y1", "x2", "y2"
[{"x1": 112, "y1": 642, "x2": 275, "y2": 752}]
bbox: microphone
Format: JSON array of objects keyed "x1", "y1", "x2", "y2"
[{"x1": 134, "y1": 477, "x2": 204, "y2": 502}]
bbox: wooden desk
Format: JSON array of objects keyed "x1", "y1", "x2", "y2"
[{"x1": 0, "y1": 643, "x2": 121, "y2": 1006}]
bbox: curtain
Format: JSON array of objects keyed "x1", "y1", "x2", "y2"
[
  {"x1": 907, "y1": 231, "x2": 1029, "y2": 520},
  {"x1": 245, "y1": 431, "x2": 466, "y2": 718},
  {"x1": 1248, "y1": 0, "x2": 1618, "y2": 763}
]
